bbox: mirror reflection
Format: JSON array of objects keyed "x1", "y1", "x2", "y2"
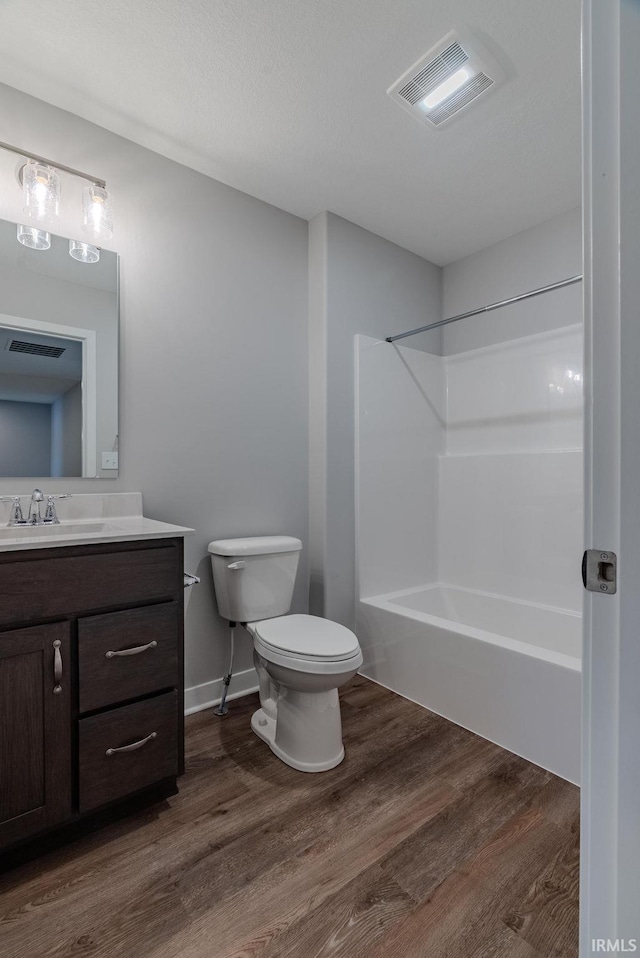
[{"x1": 0, "y1": 217, "x2": 118, "y2": 478}]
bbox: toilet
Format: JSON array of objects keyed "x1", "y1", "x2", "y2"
[{"x1": 208, "y1": 536, "x2": 363, "y2": 772}]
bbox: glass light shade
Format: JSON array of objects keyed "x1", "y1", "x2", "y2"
[
  {"x1": 82, "y1": 184, "x2": 113, "y2": 241},
  {"x1": 69, "y1": 239, "x2": 100, "y2": 263},
  {"x1": 16, "y1": 224, "x2": 51, "y2": 250},
  {"x1": 22, "y1": 159, "x2": 60, "y2": 221}
]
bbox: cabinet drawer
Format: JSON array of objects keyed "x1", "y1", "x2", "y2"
[
  {"x1": 0, "y1": 540, "x2": 182, "y2": 628},
  {"x1": 78, "y1": 603, "x2": 179, "y2": 713},
  {"x1": 78, "y1": 692, "x2": 178, "y2": 813}
]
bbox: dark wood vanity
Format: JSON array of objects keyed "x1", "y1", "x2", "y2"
[{"x1": 0, "y1": 536, "x2": 185, "y2": 860}]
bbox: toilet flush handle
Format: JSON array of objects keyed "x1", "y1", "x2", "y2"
[{"x1": 227, "y1": 560, "x2": 246, "y2": 571}]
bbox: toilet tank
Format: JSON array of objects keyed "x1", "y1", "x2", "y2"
[{"x1": 208, "y1": 536, "x2": 302, "y2": 623}]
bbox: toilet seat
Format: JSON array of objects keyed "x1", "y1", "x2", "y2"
[{"x1": 249, "y1": 614, "x2": 362, "y2": 674}]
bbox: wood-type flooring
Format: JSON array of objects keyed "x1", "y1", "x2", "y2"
[{"x1": 0, "y1": 675, "x2": 579, "y2": 958}]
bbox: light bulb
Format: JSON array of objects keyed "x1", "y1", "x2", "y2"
[
  {"x1": 82, "y1": 184, "x2": 113, "y2": 241},
  {"x1": 22, "y1": 159, "x2": 60, "y2": 221},
  {"x1": 69, "y1": 239, "x2": 100, "y2": 263},
  {"x1": 421, "y1": 68, "x2": 472, "y2": 110},
  {"x1": 17, "y1": 224, "x2": 51, "y2": 250}
]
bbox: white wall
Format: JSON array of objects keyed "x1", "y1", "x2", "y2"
[
  {"x1": 356, "y1": 335, "x2": 444, "y2": 598},
  {"x1": 309, "y1": 211, "x2": 442, "y2": 628},
  {"x1": 439, "y1": 325, "x2": 583, "y2": 611},
  {"x1": 442, "y1": 207, "x2": 582, "y2": 354},
  {"x1": 0, "y1": 399, "x2": 51, "y2": 475},
  {"x1": 442, "y1": 208, "x2": 583, "y2": 612},
  {"x1": 0, "y1": 82, "x2": 309, "y2": 708},
  {"x1": 356, "y1": 211, "x2": 584, "y2": 614}
]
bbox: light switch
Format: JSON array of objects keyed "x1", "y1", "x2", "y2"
[{"x1": 102, "y1": 452, "x2": 119, "y2": 470}]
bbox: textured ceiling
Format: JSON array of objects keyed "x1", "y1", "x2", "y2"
[{"x1": 0, "y1": 0, "x2": 582, "y2": 265}]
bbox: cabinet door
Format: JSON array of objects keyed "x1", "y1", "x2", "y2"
[{"x1": 0, "y1": 622, "x2": 72, "y2": 848}]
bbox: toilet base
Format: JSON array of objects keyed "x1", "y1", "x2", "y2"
[{"x1": 251, "y1": 707, "x2": 345, "y2": 773}]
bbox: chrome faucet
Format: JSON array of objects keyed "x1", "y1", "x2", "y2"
[
  {"x1": 0, "y1": 490, "x2": 72, "y2": 527},
  {"x1": 27, "y1": 488, "x2": 45, "y2": 525}
]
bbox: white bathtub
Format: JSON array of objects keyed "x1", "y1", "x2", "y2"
[{"x1": 356, "y1": 584, "x2": 581, "y2": 784}]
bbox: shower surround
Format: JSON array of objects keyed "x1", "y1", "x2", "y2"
[{"x1": 355, "y1": 325, "x2": 583, "y2": 783}]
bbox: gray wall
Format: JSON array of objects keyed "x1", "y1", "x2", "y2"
[
  {"x1": 309, "y1": 211, "x2": 442, "y2": 628},
  {"x1": 0, "y1": 400, "x2": 51, "y2": 476},
  {"x1": 51, "y1": 383, "x2": 82, "y2": 477},
  {"x1": 308, "y1": 214, "x2": 328, "y2": 619},
  {"x1": 442, "y1": 207, "x2": 582, "y2": 354},
  {"x1": 0, "y1": 83, "x2": 577, "y2": 702},
  {"x1": 0, "y1": 82, "x2": 309, "y2": 701}
]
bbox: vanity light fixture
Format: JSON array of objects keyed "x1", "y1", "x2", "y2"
[
  {"x1": 16, "y1": 224, "x2": 51, "y2": 250},
  {"x1": 0, "y1": 139, "x2": 113, "y2": 258},
  {"x1": 22, "y1": 159, "x2": 60, "y2": 221},
  {"x1": 82, "y1": 184, "x2": 113, "y2": 242},
  {"x1": 69, "y1": 239, "x2": 100, "y2": 263}
]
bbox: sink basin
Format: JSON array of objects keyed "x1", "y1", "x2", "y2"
[
  {"x1": 0, "y1": 522, "x2": 109, "y2": 539},
  {"x1": 0, "y1": 502, "x2": 194, "y2": 552}
]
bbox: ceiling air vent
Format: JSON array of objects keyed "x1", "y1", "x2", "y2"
[
  {"x1": 388, "y1": 29, "x2": 505, "y2": 129},
  {"x1": 7, "y1": 339, "x2": 66, "y2": 358}
]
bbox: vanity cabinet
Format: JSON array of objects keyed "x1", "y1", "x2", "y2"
[
  {"x1": 0, "y1": 536, "x2": 185, "y2": 859},
  {"x1": 0, "y1": 622, "x2": 72, "y2": 848}
]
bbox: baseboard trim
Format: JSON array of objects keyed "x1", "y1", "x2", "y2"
[{"x1": 184, "y1": 668, "x2": 259, "y2": 715}]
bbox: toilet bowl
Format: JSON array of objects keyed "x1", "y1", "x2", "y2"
[
  {"x1": 248, "y1": 614, "x2": 363, "y2": 772},
  {"x1": 208, "y1": 536, "x2": 363, "y2": 772}
]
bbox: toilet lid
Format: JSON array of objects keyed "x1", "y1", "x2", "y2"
[{"x1": 252, "y1": 614, "x2": 360, "y2": 660}]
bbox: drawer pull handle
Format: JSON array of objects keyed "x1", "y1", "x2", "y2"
[
  {"x1": 106, "y1": 731, "x2": 157, "y2": 757},
  {"x1": 53, "y1": 639, "x2": 63, "y2": 694},
  {"x1": 105, "y1": 640, "x2": 158, "y2": 659}
]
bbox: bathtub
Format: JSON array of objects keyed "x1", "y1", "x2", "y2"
[{"x1": 356, "y1": 584, "x2": 581, "y2": 784}]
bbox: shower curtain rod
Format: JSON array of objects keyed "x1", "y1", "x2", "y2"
[{"x1": 385, "y1": 274, "x2": 583, "y2": 343}]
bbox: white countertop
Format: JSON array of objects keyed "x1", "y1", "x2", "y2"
[
  {"x1": 0, "y1": 493, "x2": 194, "y2": 552},
  {"x1": 0, "y1": 517, "x2": 195, "y2": 552}
]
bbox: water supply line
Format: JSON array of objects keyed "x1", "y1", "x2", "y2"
[
  {"x1": 214, "y1": 621, "x2": 235, "y2": 716},
  {"x1": 182, "y1": 571, "x2": 236, "y2": 717}
]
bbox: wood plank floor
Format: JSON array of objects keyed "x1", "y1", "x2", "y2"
[{"x1": 0, "y1": 676, "x2": 579, "y2": 958}]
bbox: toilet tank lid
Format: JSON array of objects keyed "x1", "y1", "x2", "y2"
[{"x1": 207, "y1": 535, "x2": 302, "y2": 557}]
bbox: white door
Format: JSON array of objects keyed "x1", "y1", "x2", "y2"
[{"x1": 581, "y1": 0, "x2": 640, "y2": 951}]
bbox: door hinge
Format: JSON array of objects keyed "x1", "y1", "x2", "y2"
[{"x1": 582, "y1": 550, "x2": 617, "y2": 594}]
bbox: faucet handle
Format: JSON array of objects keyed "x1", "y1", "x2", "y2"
[
  {"x1": 43, "y1": 495, "x2": 73, "y2": 524},
  {"x1": 0, "y1": 496, "x2": 25, "y2": 526}
]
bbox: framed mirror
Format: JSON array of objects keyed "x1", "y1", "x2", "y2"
[{"x1": 0, "y1": 216, "x2": 118, "y2": 478}]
